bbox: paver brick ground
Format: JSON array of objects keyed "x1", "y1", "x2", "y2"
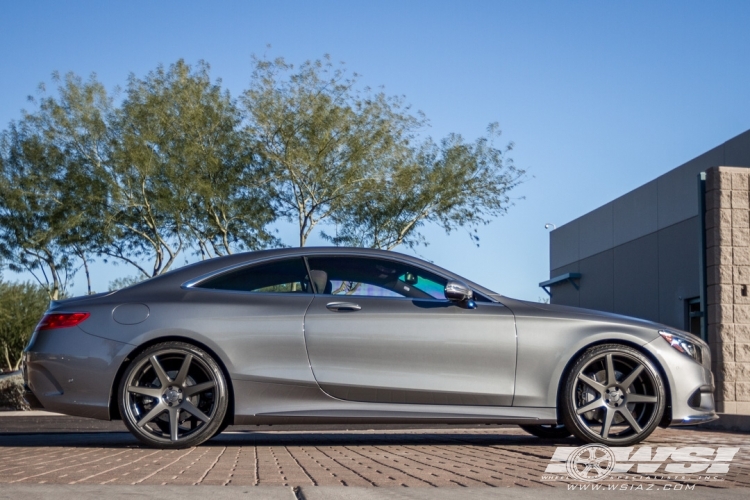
[{"x1": 0, "y1": 427, "x2": 748, "y2": 489}]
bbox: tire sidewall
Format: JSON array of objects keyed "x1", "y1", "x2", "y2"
[{"x1": 118, "y1": 341, "x2": 228, "y2": 449}]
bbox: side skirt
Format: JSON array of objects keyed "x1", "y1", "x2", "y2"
[{"x1": 232, "y1": 379, "x2": 557, "y2": 426}]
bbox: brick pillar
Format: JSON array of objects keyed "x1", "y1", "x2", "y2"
[{"x1": 705, "y1": 166, "x2": 750, "y2": 415}]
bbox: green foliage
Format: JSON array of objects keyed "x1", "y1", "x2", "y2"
[
  {"x1": 107, "y1": 60, "x2": 278, "y2": 273},
  {"x1": 324, "y1": 124, "x2": 523, "y2": 249},
  {"x1": 0, "y1": 115, "x2": 86, "y2": 299},
  {"x1": 244, "y1": 55, "x2": 524, "y2": 250},
  {"x1": 0, "y1": 280, "x2": 49, "y2": 371},
  {"x1": 243, "y1": 55, "x2": 424, "y2": 246}
]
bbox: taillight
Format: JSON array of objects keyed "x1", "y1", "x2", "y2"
[{"x1": 36, "y1": 312, "x2": 90, "y2": 331}]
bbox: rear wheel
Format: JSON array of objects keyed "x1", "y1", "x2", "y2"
[
  {"x1": 118, "y1": 341, "x2": 228, "y2": 449},
  {"x1": 561, "y1": 344, "x2": 665, "y2": 446},
  {"x1": 519, "y1": 424, "x2": 572, "y2": 439}
]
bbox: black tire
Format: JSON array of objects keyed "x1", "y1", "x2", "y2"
[
  {"x1": 519, "y1": 424, "x2": 573, "y2": 439},
  {"x1": 118, "y1": 341, "x2": 229, "y2": 449},
  {"x1": 561, "y1": 344, "x2": 666, "y2": 447},
  {"x1": 211, "y1": 419, "x2": 231, "y2": 439}
]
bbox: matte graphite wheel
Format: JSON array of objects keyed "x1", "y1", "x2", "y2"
[
  {"x1": 519, "y1": 424, "x2": 573, "y2": 439},
  {"x1": 118, "y1": 342, "x2": 228, "y2": 449},
  {"x1": 562, "y1": 344, "x2": 666, "y2": 446}
]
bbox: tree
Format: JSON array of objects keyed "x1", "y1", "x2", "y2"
[
  {"x1": 0, "y1": 118, "x2": 85, "y2": 300},
  {"x1": 242, "y1": 55, "x2": 423, "y2": 247},
  {"x1": 19, "y1": 61, "x2": 279, "y2": 283},
  {"x1": 103, "y1": 60, "x2": 278, "y2": 276},
  {"x1": 0, "y1": 280, "x2": 49, "y2": 371},
  {"x1": 324, "y1": 124, "x2": 524, "y2": 249},
  {"x1": 243, "y1": 55, "x2": 524, "y2": 250}
]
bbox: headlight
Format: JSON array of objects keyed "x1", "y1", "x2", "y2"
[{"x1": 659, "y1": 329, "x2": 703, "y2": 365}]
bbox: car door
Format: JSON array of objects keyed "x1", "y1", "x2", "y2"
[{"x1": 303, "y1": 255, "x2": 517, "y2": 406}]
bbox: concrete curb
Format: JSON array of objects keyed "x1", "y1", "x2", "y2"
[{"x1": 0, "y1": 410, "x2": 63, "y2": 417}]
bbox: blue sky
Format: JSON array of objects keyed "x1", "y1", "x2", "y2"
[{"x1": 2, "y1": 1, "x2": 750, "y2": 299}]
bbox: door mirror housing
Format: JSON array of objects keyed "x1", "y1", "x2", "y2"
[{"x1": 444, "y1": 280, "x2": 476, "y2": 308}]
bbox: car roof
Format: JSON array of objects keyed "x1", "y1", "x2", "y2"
[{"x1": 121, "y1": 247, "x2": 500, "y2": 299}]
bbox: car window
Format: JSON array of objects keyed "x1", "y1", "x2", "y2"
[
  {"x1": 197, "y1": 258, "x2": 311, "y2": 293},
  {"x1": 306, "y1": 256, "x2": 448, "y2": 299}
]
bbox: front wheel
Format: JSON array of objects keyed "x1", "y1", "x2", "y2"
[
  {"x1": 118, "y1": 341, "x2": 229, "y2": 449},
  {"x1": 561, "y1": 344, "x2": 665, "y2": 447}
]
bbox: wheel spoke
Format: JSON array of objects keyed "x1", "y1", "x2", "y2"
[
  {"x1": 169, "y1": 407, "x2": 180, "y2": 441},
  {"x1": 183, "y1": 380, "x2": 215, "y2": 397},
  {"x1": 150, "y1": 355, "x2": 171, "y2": 387},
  {"x1": 576, "y1": 398, "x2": 605, "y2": 415},
  {"x1": 601, "y1": 407, "x2": 615, "y2": 438},
  {"x1": 605, "y1": 354, "x2": 617, "y2": 386},
  {"x1": 627, "y1": 394, "x2": 658, "y2": 404},
  {"x1": 578, "y1": 374, "x2": 606, "y2": 393},
  {"x1": 620, "y1": 364, "x2": 644, "y2": 389},
  {"x1": 174, "y1": 354, "x2": 193, "y2": 387},
  {"x1": 180, "y1": 399, "x2": 210, "y2": 422},
  {"x1": 618, "y1": 408, "x2": 643, "y2": 433},
  {"x1": 137, "y1": 403, "x2": 166, "y2": 428},
  {"x1": 127, "y1": 386, "x2": 162, "y2": 398}
]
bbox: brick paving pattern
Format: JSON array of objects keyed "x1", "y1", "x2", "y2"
[{"x1": 0, "y1": 427, "x2": 748, "y2": 489}]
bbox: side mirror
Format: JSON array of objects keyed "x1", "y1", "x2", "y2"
[{"x1": 444, "y1": 280, "x2": 476, "y2": 308}]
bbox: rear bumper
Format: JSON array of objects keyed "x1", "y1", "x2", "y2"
[{"x1": 23, "y1": 326, "x2": 133, "y2": 420}]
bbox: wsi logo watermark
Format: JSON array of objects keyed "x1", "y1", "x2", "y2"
[{"x1": 543, "y1": 444, "x2": 739, "y2": 482}]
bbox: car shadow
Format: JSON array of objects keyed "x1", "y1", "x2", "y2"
[{"x1": 0, "y1": 429, "x2": 580, "y2": 449}]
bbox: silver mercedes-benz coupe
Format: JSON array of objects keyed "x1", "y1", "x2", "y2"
[{"x1": 23, "y1": 247, "x2": 716, "y2": 448}]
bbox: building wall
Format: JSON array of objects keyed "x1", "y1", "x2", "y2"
[
  {"x1": 705, "y1": 166, "x2": 750, "y2": 415},
  {"x1": 549, "y1": 129, "x2": 750, "y2": 331}
]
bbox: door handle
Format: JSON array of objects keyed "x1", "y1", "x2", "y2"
[{"x1": 326, "y1": 301, "x2": 362, "y2": 312}]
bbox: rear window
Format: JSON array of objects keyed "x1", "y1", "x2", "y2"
[{"x1": 197, "y1": 258, "x2": 311, "y2": 293}]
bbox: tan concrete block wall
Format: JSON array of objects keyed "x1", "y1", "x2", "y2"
[{"x1": 706, "y1": 166, "x2": 750, "y2": 414}]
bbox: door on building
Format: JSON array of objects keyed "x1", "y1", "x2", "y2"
[{"x1": 685, "y1": 297, "x2": 702, "y2": 338}]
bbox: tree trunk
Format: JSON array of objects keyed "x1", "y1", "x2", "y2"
[{"x1": 2, "y1": 344, "x2": 11, "y2": 373}]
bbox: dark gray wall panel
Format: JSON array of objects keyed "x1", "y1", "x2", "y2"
[
  {"x1": 578, "y1": 250, "x2": 614, "y2": 312},
  {"x1": 724, "y1": 129, "x2": 750, "y2": 166},
  {"x1": 657, "y1": 147, "x2": 723, "y2": 230},
  {"x1": 658, "y1": 216, "x2": 701, "y2": 329},
  {"x1": 550, "y1": 220, "x2": 579, "y2": 270},
  {"x1": 549, "y1": 262, "x2": 580, "y2": 307},
  {"x1": 578, "y1": 203, "x2": 614, "y2": 260},
  {"x1": 613, "y1": 180, "x2": 658, "y2": 246},
  {"x1": 613, "y1": 233, "x2": 659, "y2": 322}
]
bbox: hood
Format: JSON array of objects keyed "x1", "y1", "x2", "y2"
[{"x1": 496, "y1": 296, "x2": 678, "y2": 333}]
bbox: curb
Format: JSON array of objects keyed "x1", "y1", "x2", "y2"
[{"x1": 0, "y1": 410, "x2": 64, "y2": 417}]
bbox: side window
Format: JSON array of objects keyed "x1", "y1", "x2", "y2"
[
  {"x1": 306, "y1": 256, "x2": 448, "y2": 299},
  {"x1": 400, "y1": 273, "x2": 445, "y2": 299},
  {"x1": 197, "y1": 258, "x2": 311, "y2": 293}
]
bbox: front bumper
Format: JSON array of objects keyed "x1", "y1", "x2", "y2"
[
  {"x1": 644, "y1": 337, "x2": 717, "y2": 427},
  {"x1": 23, "y1": 326, "x2": 133, "y2": 420},
  {"x1": 671, "y1": 413, "x2": 720, "y2": 426}
]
